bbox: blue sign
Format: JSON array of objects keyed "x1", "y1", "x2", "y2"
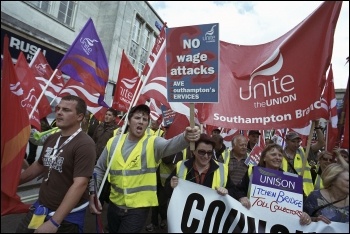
[{"x1": 166, "y1": 23, "x2": 219, "y2": 103}]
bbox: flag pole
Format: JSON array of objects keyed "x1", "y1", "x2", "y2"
[
  {"x1": 29, "y1": 69, "x2": 58, "y2": 119},
  {"x1": 29, "y1": 48, "x2": 41, "y2": 67}
]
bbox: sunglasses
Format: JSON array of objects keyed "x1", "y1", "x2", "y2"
[{"x1": 197, "y1": 149, "x2": 213, "y2": 157}]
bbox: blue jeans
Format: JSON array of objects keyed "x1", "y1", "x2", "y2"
[{"x1": 107, "y1": 202, "x2": 150, "y2": 233}]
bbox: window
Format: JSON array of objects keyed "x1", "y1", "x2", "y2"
[
  {"x1": 128, "y1": 16, "x2": 158, "y2": 76},
  {"x1": 31, "y1": 1, "x2": 51, "y2": 12},
  {"x1": 129, "y1": 17, "x2": 142, "y2": 66},
  {"x1": 26, "y1": 1, "x2": 77, "y2": 27}
]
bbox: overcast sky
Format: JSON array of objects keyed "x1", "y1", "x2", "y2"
[{"x1": 148, "y1": 1, "x2": 349, "y2": 89}]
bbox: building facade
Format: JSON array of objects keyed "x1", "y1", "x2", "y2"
[{"x1": 1, "y1": 1, "x2": 164, "y2": 105}]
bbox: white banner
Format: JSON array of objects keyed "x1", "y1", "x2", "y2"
[{"x1": 167, "y1": 179, "x2": 349, "y2": 233}]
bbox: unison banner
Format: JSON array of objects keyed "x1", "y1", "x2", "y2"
[{"x1": 167, "y1": 179, "x2": 349, "y2": 233}]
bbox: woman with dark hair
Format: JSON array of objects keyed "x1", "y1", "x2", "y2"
[
  {"x1": 164, "y1": 133, "x2": 239, "y2": 199},
  {"x1": 304, "y1": 155, "x2": 349, "y2": 224},
  {"x1": 236, "y1": 143, "x2": 312, "y2": 226}
]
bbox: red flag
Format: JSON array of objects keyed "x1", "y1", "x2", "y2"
[
  {"x1": 112, "y1": 50, "x2": 141, "y2": 112},
  {"x1": 57, "y1": 78, "x2": 109, "y2": 121},
  {"x1": 30, "y1": 50, "x2": 65, "y2": 99},
  {"x1": 57, "y1": 18, "x2": 109, "y2": 95},
  {"x1": 1, "y1": 35, "x2": 31, "y2": 215},
  {"x1": 164, "y1": 113, "x2": 190, "y2": 140},
  {"x1": 221, "y1": 128, "x2": 240, "y2": 148},
  {"x1": 148, "y1": 98, "x2": 163, "y2": 122},
  {"x1": 198, "y1": 2, "x2": 342, "y2": 130},
  {"x1": 323, "y1": 65, "x2": 338, "y2": 150},
  {"x1": 15, "y1": 52, "x2": 52, "y2": 131}
]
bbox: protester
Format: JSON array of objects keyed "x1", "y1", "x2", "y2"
[
  {"x1": 145, "y1": 126, "x2": 175, "y2": 232},
  {"x1": 304, "y1": 154, "x2": 349, "y2": 223},
  {"x1": 212, "y1": 134, "x2": 230, "y2": 164},
  {"x1": 165, "y1": 133, "x2": 239, "y2": 199},
  {"x1": 311, "y1": 150, "x2": 334, "y2": 190},
  {"x1": 236, "y1": 143, "x2": 313, "y2": 226},
  {"x1": 88, "y1": 104, "x2": 201, "y2": 233},
  {"x1": 80, "y1": 110, "x2": 91, "y2": 134},
  {"x1": 87, "y1": 114, "x2": 100, "y2": 138},
  {"x1": 309, "y1": 120, "x2": 326, "y2": 161},
  {"x1": 92, "y1": 108, "x2": 119, "y2": 161},
  {"x1": 16, "y1": 95, "x2": 96, "y2": 233},
  {"x1": 339, "y1": 149, "x2": 349, "y2": 164},
  {"x1": 149, "y1": 119, "x2": 164, "y2": 136},
  {"x1": 247, "y1": 130, "x2": 261, "y2": 153},
  {"x1": 26, "y1": 117, "x2": 52, "y2": 165},
  {"x1": 283, "y1": 131, "x2": 315, "y2": 196},
  {"x1": 228, "y1": 135, "x2": 249, "y2": 185},
  {"x1": 211, "y1": 128, "x2": 221, "y2": 136}
]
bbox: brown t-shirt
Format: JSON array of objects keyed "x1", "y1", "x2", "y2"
[{"x1": 38, "y1": 131, "x2": 96, "y2": 210}]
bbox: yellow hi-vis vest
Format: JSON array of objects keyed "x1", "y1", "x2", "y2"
[
  {"x1": 282, "y1": 148, "x2": 314, "y2": 196},
  {"x1": 222, "y1": 149, "x2": 231, "y2": 165},
  {"x1": 107, "y1": 133, "x2": 159, "y2": 207},
  {"x1": 313, "y1": 166, "x2": 324, "y2": 190},
  {"x1": 176, "y1": 160, "x2": 228, "y2": 189},
  {"x1": 159, "y1": 161, "x2": 175, "y2": 187}
]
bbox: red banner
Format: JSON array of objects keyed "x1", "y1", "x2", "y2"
[{"x1": 199, "y1": 2, "x2": 342, "y2": 130}]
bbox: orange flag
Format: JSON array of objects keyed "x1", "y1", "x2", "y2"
[{"x1": 1, "y1": 35, "x2": 31, "y2": 215}]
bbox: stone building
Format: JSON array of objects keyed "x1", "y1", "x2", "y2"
[{"x1": 1, "y1": 1, "x2": 164, "y2": 105}]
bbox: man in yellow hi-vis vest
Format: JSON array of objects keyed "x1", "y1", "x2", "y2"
[
  {"x1": 283, "y1": 131, "x2": 315, "y2": 196},
  {"x1": 88, "y1": 104, "x2": 200, "y2": 233}
]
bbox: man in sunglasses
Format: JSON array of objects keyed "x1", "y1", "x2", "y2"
[{"x1": 164, "y1": 133, "x2": 239, "y2": 200}]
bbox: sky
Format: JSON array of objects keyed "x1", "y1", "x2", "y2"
[{"x1": 148, "y1": 1, "x2": 349, "y2": 89}]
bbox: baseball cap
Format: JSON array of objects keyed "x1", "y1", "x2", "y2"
[
  {"x1": 248, "y1": 130, "x2": 261, "y2": 136},
  {"x1": 128, "y1": 104, "x2": 150, "y2": 120},
  {"x1": 286, "y1": 131, "x2": 301, "y2": 140}
]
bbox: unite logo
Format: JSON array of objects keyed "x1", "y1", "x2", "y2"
[
  {"x1": 203, "y1": 25, "x2": 216, "y2": 43},
  {"x1": 35, "y1": 63, "x2": 48, "y2": 76},
  {"x1": 239, "y1": 49, "x2": 297, "y2": 108},
  {"x1": 10, "y1": 82, "x2": 24, "y2": 96},
  {"x1": 80, "y1": 37, "x2": 98, "y2": 55}
]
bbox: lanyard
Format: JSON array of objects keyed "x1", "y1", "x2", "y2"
[{"x1": 45, "y1": 128, "x2": 82, "y2": 182}]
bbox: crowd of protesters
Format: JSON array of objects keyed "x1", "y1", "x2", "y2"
[{"x1": 19, "y1": 96, "x2": 349, "y2": 233}]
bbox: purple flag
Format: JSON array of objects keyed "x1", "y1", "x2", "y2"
[{"x1": 57, "y1": 18, "x2": 109, "y2": 95}]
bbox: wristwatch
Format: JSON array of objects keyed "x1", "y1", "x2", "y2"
[{"x1": 89, "y1": 191, "x2": 95, "y2": 195}]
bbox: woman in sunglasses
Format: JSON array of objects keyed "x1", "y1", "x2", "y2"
[
  {"x1": 311, "y1": 150, "x2": 335, "y2": 190},
  {"x1": 164, "y1": 133, "x2": 239, "y2": 198}
]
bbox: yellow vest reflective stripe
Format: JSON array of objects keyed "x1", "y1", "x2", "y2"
[
  {"x1": 282, "y1": 148, "x2": 314, "y2": 196},
  {"x1": 314, "y1": 174, "x2": 324, "y2": 190},
  {"x1": 33, "y1": 127, "x2": 60, "y2": 141},
  {"x1": 108, "y1": 133, "x2": 159, "y2": 207},
  {"x1": 182, "y1": 148, "x2": 187, "y2": 160},
  {"x1": 146, "y1": 128, "x2": 155, "y2": 135},
  {"x1": 247, "y1": 165, "x2": 254, "y2": 197},
  {"x1": 176, "y1": 160, "x2": 228, "y2": 189},
  {"x1": 159, "y1": 161, "x2": 174, "y2": 187},
  {"x1": 113, "y1": 127, "x2": 119, "y2": 136},
  {"x1": 223, "y1": 149, "x2": 231, "y2": 165},
  {"x1": 154, "y1": 129, "x2": 164, "y2": 137}
]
